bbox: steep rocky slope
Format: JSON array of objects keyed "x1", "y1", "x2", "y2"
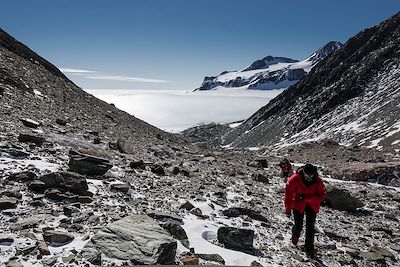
[
  {"x1": 222, "y1": 12, "x2": 400, "y2": 154},
  {"x1": 0, "y1": 27, "x2": 181, "y2": 154}
]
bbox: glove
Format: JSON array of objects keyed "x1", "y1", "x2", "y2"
[
  {"x1": 297, "y1": 194, "x2": 305, "y2": 200},
  {"x1": 286, "y1": 212, "x2": 291, "y2": 218}
]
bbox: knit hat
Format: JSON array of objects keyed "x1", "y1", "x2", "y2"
[{"x1": 304, "y1": 164, "x2": 317, "y2": 177}]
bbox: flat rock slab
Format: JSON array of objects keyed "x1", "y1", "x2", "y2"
[{"x1": 82, "y1": 215, "x2": 176, "y2": 265}]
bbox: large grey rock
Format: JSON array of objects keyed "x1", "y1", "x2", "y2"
[
  {"x1": 81, "y1": 215, "x2": 177, "y2": 265},
  {"x1": 217, "y1": 226, "x2": 254, "y2": 254},
  {"x1": 68, "y1": 150, "x2": 112, "y2": 176},
  {"x1": 325, "y1": 187, "x2": 363, "y2": 212}
]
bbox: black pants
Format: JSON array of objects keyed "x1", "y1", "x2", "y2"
[{"x1": 292, "y1": 205, "x2": 316, "y2": 253}]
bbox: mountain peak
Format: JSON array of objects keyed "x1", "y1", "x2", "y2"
[
  {"x1": 243, "y1": 56, "x2": 298, "y2": 72},
  {"x1": 307, "y1": 41, "x2": 343, "y2": 63}
]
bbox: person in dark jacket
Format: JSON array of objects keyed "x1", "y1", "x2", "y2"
[{"x1": 284, "y1": 163, "x2": 326, "y2": 259}]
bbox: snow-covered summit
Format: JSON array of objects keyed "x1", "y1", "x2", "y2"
[{"x1": 195, "y1": 41, "x2": 343, "y2": 91}]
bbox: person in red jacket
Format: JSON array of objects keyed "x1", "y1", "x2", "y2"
[
  {"x1": 284, "y1": 163, "x2": 326, "y2": 259},
  {"x1": 279, "y1": 158, "x2": 293, "y2": 183}
]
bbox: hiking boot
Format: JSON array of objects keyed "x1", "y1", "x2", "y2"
[
  {"x1": 291, "y1": 235, "x2": 299, "y2": 245},
  {"x1": 306, "y1": 249, "x2": 315, "y2": 259}
]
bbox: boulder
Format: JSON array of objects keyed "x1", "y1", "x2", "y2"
[
  {"x1": 28, "y1": 180, "x2": 46, "y2": 192},
  {"x1": 37, "y1": 240, "x2": 51, "y2": 255},
  {"x1": 1, "y1": 190, "x2": 22, "y2": 199},
  {"x1": 43, "y1": 230, "x2": 74, "y2": 246},
  {"x1": 130, "y1": 160, "x2": 146, "y2": 170},
  {"x1": 247, "y1": 159, "x2": 268, "y2": 168},
  {"x1": 81, "y1": 215, "x2": 177, "y2": 264},
  {"x1": 325, "y1": 162, "x2": 400, "y2": 184},
  {"x1": 5, "y1": 149, "x2": 30, "y2": 158},
  {"x1": 179, "y1": 201, "x2": 195, "y2": 211},
  {"x1": 0, "y1": 197, "x2": 18, "y2": 210},
  {"x1": 68, "y1": 150, "x2": 112, "y2": 176},
  {"x1": 18, "y1": 133, "x2": 45, "y2": 146},
  {"x1": 10, "y1": 215, "x2": 49, "y2": 230},
  {"x1": 5, "y1": 259, "x2": 23, "y2": 267},
  {"x1": 147, "y1": 211, "x2": 183, "y2": 223},
  {"x1": 56, "y1": 118, "x2": 68, "y2": 126},
  {"x1": 150, "y1": 164, "x2": 165, "y2": 176},
  {"x1": 324, "y1": 187, "x2": 363, "y2": 211},
  {"x1": 39, "y1": 171, "x2": 89, "y2": 193},
  {"x1": 252, "y1": 173, "x2": 269, "y2": 183},
  {"x1": 0, "y1": 234, "x2": 14, "y2": 245},
  {"x1": 7, "y1": 171, "x2": 37, "y2": 182},
  {"x1": 222, "y1": 207, "x2": 269, "y2": 223},
  {"x1": 116, "y1": 138, "x2": 135, "y2": 154},
  {"x1": 111, "y1": 183, "x2": 130, "y2": 193},
  {"x1": 179, "y1": 253, "x2": 199, "y2": 265},
  {"x1": 161, "y1": 222, "x2": 188, "y2": 240},
  {"x1": 20, "y1": 118, "x2": 40, "y2": 128},
  {"x1": 217, "y1": 226, "x2": 254, "y2": 254},
  {"x1": 196, "y1": 254, "x2": 225, "y2": 264}
]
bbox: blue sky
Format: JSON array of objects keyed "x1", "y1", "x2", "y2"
[{"x1": 1, "y1": 0, "x2": 399, "y2": 90}]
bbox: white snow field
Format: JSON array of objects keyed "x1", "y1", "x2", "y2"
[{"x1": 86, "y1": 89, "x2": 284, "y2": 133}]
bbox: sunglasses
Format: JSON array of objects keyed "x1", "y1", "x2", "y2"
[{"x1": 304, "y1": 172, "x2": 314, "y2": 180}]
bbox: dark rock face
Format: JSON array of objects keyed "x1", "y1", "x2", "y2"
[
  {"x1": 217, "y1": 226, "x2": 254, "y2": 254},
  {"x1": 223, "y1": 12, "x2": 400, "y2": 151},
  {"x1": 68, "y1": 151, "x2": 113, "y2": 176}
]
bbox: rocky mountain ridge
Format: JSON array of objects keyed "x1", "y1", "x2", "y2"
[
  {"x1": 221, "y1": 12, "x2": 400, "y2": 154},
  {"x1": 196, "y1": 41, "x2": 342, "y2": 91}
]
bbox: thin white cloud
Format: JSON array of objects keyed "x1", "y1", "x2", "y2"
[
  {"x1": 85, "y1": 75, "x2": 168, "y2": 83},
  {"x1": 60, "y1": 68, "x2": 98, "y2": 74}
]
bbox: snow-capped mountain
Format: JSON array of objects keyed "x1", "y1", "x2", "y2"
[
  {"x1": 196, "y1": 41, "x2": 343, "y2": 91},
  {"x1": 222, "y1": 12, "x2": 400, "y2": 152}
]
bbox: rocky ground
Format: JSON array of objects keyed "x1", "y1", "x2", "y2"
[{"x1": 0, "y1": 118, "x2": 399, "y2": 267}]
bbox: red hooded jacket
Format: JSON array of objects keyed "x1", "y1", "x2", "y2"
[{"x1": 284, "y1": 168, "x2": 326, "y2": 214}]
